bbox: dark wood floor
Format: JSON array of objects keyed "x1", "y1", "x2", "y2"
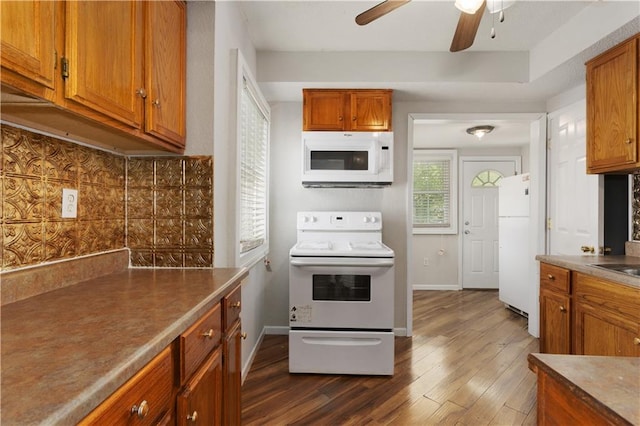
[{"x1": 241, "y1": 290, "x2": 538, "y2": 425}]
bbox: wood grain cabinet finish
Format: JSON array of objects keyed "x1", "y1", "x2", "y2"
[
  {"x1": 586, "y1": 33, "x2": 640, "y2": 173},
  {"x1": 539, "y1": 263, "x2": 572, "y2": 354},
  {"x1": 303, "y1": 89, "x2": 392, "y2": 132},
  {"x1": 573, "y1": 273, "x2": 640, "y2": 356},
  {"x1": 180, "y1": 303, "x2": 223, "y2": 384},
  {"x1": 223, "y1": 285, "x2": 243, "y2": 426},
  {"x1": 80, "y1": 346, "x2": 174, "y2": 426},
  {"x1": 177, "y1": 347, "x2": 223, "y2": 426},
  {"x1": 0, "y1": 0, "x2": 57, "y2": 100},
  {"x1": 0, "y1": 0, "x2": 186, "y2": 153}
]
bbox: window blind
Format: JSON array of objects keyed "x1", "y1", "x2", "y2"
[
  {"x1": 413, "y1": 157, "x2": 451, "y2": 227},
  {"x1": 239, "y1": 77, "x2": 269, "y2": 254}
]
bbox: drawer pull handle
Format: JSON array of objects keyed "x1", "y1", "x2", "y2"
[
  {"x1": 231, "y1": 301, "x2": 241, "y2": 309},
  {"x1": 131, "y1": 400, "x2": 149, "y2": 419},
  {"x1": 187, "y1": 411, "x2": 198, "y2": 422},
  {"x1": 559, "y1": 306, "x2": 566, "y2": 312},
  {"x1": 202, "y1": 329, "x2": 214, "y2": 339},
  {"x1": 547, "y1": 274, "x2": 555, "y2": 280},
  {"x1": 241, "y1": 332, "x2": 248, "y2": 340},
  {"x1": 634, "y1": 337, "x2": 640, "y2": 346}
]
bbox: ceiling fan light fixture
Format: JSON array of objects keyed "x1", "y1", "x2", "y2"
[
  {"x1": 486, "y1": 0, "x2": 516, "y2": 14},
  {"x1": 466, "y1": 125, "x2": 495, "y2": 140},
  {"x1": 454, "y1": 0, "x2": 485, "y2": 14}
]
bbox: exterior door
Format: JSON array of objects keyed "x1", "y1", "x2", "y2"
[
  {"x1": 548, "y1": 100, "x2": 602, "y2": 255},
  {"x1": 461, "y1": 159, "x2": 518, "y2": 289}
]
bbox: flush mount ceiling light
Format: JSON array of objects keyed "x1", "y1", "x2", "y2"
[
  {"x1": 454, "y1": 0, "x2": 485, "y2": 14},
  {"x1": 466, "y1": 125, "x2": 495, "y2": 140}
]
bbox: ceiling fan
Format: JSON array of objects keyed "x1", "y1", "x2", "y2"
[{"x1": 355, "y1": 0, "x2": 508, "y2": 52}]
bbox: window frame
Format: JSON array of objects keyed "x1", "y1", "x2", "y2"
[
  {"x1": 234, "y1": 51, "x2": 270, "y2": 268},
  {"x1": 412, "y1": 149, "x2": 458, "y2": 235}
]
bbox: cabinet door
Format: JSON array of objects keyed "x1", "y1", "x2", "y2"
[
  {"x1": 586, "y1": 36, "x2": 638, "y2": 173},
  {"x1": 575, "y1": 306, "x2": 640, "y2": 356},
  {"x1": 177, "y1": 347, "x2": 223, "y2": 426},
  {"x1": 349, "y1": 90, "x2": 392, "y2": 131},
  {"x1": 539, "y1": 290, "x2": 571, "y2": 354},
  {"x1": 145, "y1": 0, "x2": 186, "y2": 147},
  {"x1": 303, "y1": 90, "x2": 346, "y2": 131},
  {"x1": 223, "y1": 320, "x2": 242, "y2": 426},
  {"x1": 0, "y1": 0, "x2": 56, "y2": 97},
  {"x1": 64, "y1": 1, "x2": 144, "y2": 128}
]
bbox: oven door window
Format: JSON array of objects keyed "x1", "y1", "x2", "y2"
[
  {"x1": 312, "y1": 274, "x2": 371, "y2": 301},
  {"x1": 310, "y1": 151, "x2": 369, "y2": 171}
]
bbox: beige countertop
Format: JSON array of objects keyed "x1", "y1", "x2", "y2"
[
  {"x1": 1, "y1": 267, "x2": 248, "y2": 425},
  {"x1": 528, "y1": 353, "x2": 640, "y2": 425},
  {"x1": 536, "y1": 254, "x2": 640, "y2": 288}
]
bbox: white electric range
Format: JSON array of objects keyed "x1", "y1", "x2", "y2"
[{"x1": 288, "y1": 211, "x2": 395, "y2": 375}]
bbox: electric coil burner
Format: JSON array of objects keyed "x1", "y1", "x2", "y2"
[{"x1": 288, "y1": 211, "x2": 395, "y2": 375}]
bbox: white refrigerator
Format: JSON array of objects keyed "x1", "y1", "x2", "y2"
[{"x1": 498, "y1": 173, "x2": 530, "y2": 316}]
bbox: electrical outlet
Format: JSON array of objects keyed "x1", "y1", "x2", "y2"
[
  {"x1": 423, "y1": 257, "x2": 429, "y2": 266},
  {"x1": 62, "y1": 188, "x2": 78, "y2": 218}
]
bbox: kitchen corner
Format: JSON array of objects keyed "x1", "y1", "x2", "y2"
[{"x1": 1, "y1": 250, "x2": 247, "y2": 424}]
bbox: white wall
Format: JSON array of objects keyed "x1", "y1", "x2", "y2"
[{"x1": 185, "y1": 1, "x2": 266, "y2": 380}]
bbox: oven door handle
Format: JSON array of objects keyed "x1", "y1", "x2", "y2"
[{"x1": 290, "y1": 258, "x2": 394, "y2": 267}]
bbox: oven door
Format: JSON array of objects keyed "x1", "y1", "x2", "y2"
[{"x1": 289, "y1": 257, "x2": 394, "y2": 329}]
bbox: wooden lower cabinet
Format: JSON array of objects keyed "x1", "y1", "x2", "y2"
[
  {"x1": 573, "y1": 272, "x2": 640, "y2": 356},
  {"x1": 539, "y1": 262, "x2": 640, "y2": 357},
  {"x1": 539, "y1": 263, "x2": 571, "y2": 354},
  {"x1": 177, "y1": 347, "x2": 223, "y2": 426}
]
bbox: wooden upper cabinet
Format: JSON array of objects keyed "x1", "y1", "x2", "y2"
[
  {"x1": 303, "y1": 90, "x2": 346, "y2": 131},
  {"x1": 145, "y1": 0, "x2": 186, "y2": 147},
  {"x1": 64, "y1": 1, "x2": 144, "y2": 129},
  {"x1": 586, "y1": 34, "x2": 640, "y2": 173},
  {"x1": 303, "y1": 89, "x2": 392, "y2": 131},
  {"x1": 0, "y1": 0, "x2": 57, "y2": 99},
  {"x1": 349, "y1": 90, "x2": 392, "y2": 131}
]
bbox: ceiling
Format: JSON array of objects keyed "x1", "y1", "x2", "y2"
[
  {"x1": 239, "y1": 1, "x2": 590, "y2": 52},
  {"x1": 237, "y1": 1, "x2": 639, "y2": 147}
]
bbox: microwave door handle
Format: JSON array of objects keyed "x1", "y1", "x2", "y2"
[{"x1": 290, "y1": 258, "x2": 394, "y2": 267}]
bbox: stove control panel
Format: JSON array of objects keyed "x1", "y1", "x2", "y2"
[{"x1": 297, "y1": 211, "x2": 382, "y2": 231}]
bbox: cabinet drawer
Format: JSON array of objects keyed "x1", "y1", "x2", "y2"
[
  {"x1": 81, "y1": 346, "x2": 174, "y2": 425},
  {"x1": 540, "y1": 263, "x2": 570, "y2": 293},
  {"x1": 180, "y1": 303, "x2": 222, "y2": 383},
  {"x1": 223, "y1": 285, "x2": 242, "y2": 331},
  {"x1": 574, "y1": 273, "x2": 640, "y2": 322}
]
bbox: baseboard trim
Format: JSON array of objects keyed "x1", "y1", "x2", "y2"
[{"x1": 413, "y1": 284, "x2": 461, "y2": 291}]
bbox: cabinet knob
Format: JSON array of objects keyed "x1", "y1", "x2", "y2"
[
  {"x1": 231, "y1": 301, "x2": 241, "y2": 309},
  {"x1": 338, "y1": 116, "x2": 343, "y2": 121},
  {"x1": 352, "y1": 116, "x2": 357, "y2": 121},
  {"x1": 131, "y1": 400, "x2": 149, "y2": 419},
  {"x1": 625, "y1": 138, "x2": 633, "y2": 144},
  {"x1": 187, "y1": 411, "x2": 198, "y2": 422},
  {"x1": 136, "y1": 88, "x2": 147, "y2": 99},
  {"x1": 152, "y1": 99, "x2": 161, "y2": 108},
  {"x1": 559, "y1": 306, "x2": 566, "y2": 312},
  {"x1": 634, "y1": 337, "x2": 640, "y2": 346},
  {"x1": 241, "y1": 332, "x2": 248, "y2": 340},
  {"x1": 201, "y1": 329, "x2": 214, "y2": 339},
  {"x1": 547, "y1": 274, "x2": 555, "y2": 280}
]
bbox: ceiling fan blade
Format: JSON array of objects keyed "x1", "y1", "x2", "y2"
[
  {"x1": 450, "y1": 0, "x2": 486, "y2": 52},
  {"x1": 355, "y1": 0, "x2": 411, "y2": 26}
]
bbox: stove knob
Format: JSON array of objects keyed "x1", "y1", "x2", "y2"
[{"x1": 363, "y1": 217, "x2": 370, "y2": 223}]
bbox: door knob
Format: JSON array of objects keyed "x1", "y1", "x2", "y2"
[
  {"x1": 464, "y1": 230, "x2": 470, "y2": 235},
  {"x1": 580, "y1": 246, "x2": 595, "y2": 254}
]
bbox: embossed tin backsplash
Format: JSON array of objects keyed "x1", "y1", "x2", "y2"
[{"x1": 1, "y1": 125, "x2": 214, "y2": 270}]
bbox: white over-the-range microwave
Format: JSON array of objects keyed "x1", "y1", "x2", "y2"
[{"x1": 301, "y1": 131, "x2": 394, "y2": 188}]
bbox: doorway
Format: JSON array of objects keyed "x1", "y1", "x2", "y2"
[{"x1": 460, "y1": 158, "x2": 520, "y2": 289}]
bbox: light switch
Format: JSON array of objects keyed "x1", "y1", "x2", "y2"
[{"x1": 62, "y1": 188, "x2": 78, "y2": 218}]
